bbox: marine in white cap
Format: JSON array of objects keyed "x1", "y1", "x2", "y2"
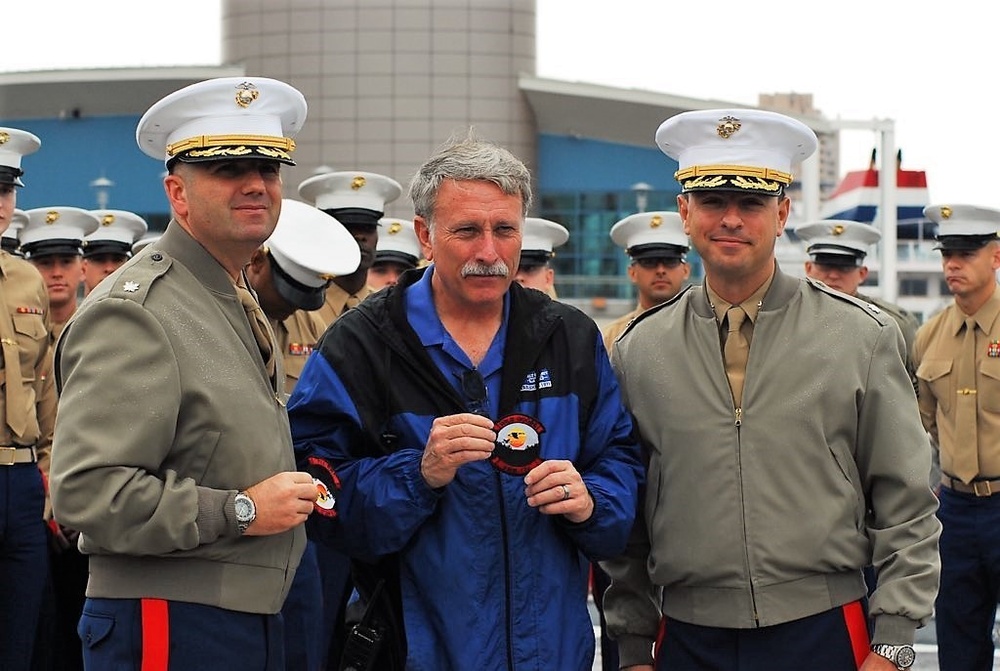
[
  {"x1": 602, "y1": 211, "x2": 691, "y2": 350},
  {"x1": 297, "y1": 170, "x2": 402, "y2": 324},
  {"x1": 368, "y1": 217, "x2": 422, "y2": 291},
  {"x1": 81, "y1": 210, "x2": 149, "y2": 295},
  {"x1": 793, "y1": 218, "x2": 919, "y2": 386},
  {"x1": 603, "y1": 109, "x2": 939, "y2": 671},
  {"x1": 913, "y1": 204, "x2": 1000, "y2": 667},
  {"x1": 0, "y1": 126, "x2": 58, "y2": 671},
  {"x1": 295, "y1": 169, "x2": 403, "y2": 669},
  {"x1": 245, "y1": 199, "x2": 359, "y2": 394},
  {"x1": 49, "y1": 77, "x2": 321, "y2": 669},
  {"x1": 513, "y1": 217, "x2": 568, "y2": 299},
  {"x1": 21, "y1": 207, "x2": 101, "y2": 343}
]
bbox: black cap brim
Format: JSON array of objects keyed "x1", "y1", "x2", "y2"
[
  {"x1": 810, "y1": 252, "x2": 863, "y2": 267},
  {"x1": 0, "y1": 166, "x2": 25, "y2": 187},
  {"x1": 374, "y1": 250, "x2": 418, "y2": 268},
  {"x1": 82, "y1": 240, "x2": 132, "y2": 259},
  {"x1": 934, "y1": 235, "x2": 998, "y2": 251},
  {"x1": 268, "y1": 254, "x2": 327, "y2": 311},
  {"x1": 22, "y1": 240, "x2": 83, "y2": 259},
  {"x1": 628, "y1": 243, "x2": 687, "y2": 261}
]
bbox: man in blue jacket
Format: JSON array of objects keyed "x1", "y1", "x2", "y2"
[{"x1": 288, "y1": 131, "x2": 643, "y2": 671}]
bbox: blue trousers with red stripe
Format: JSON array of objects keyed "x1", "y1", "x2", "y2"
[
  {"x1": 654, "y1": 601, "x2": 870, "y2": 671},
  {"x1": 935, "y1": 486, "x2": 1000, "y2": 671},
  {"x1": 78, "y1": 598, "x2": 285, "y2": 671},
  {"x1": 0, "y1": 463, "x2": 49, "y2": 671}
]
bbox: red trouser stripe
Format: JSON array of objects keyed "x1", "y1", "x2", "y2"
[
  {"x1": 141, "y1": 598, "x2": 170, "y2": 671},
  {"x1": 653, "y1": 614, "x2": 667, "y2": 663},
  {"x1": 841, "y1": 599, "x2": 870, "y2": 669}
]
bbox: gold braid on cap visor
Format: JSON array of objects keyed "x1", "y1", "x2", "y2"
[
  {"x1": 675, "y1": 164, "x2": 792, "y2": 192},
  {"x1": 166, "y1": 134, "x2": 296, "y2": 161}
]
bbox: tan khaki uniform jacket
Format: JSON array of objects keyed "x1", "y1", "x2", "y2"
[
  {"x1": 0, "y1": 251, "x2": 55, "y2": 465},
  {"x1": 50, "y1": 222, "x2": 305, "y2": 614},
  {"x1": 313, "y1": 282, "x2": 373, "y2": 328},
  {"x1": 274, "y1": 309, "x2": 327, "y2": 396},
  {"x1": 914, "y1": 285, "x2": 1000, "y2": 480}
]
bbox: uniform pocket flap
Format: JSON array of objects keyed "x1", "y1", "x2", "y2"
[
  {"x1": 77, "y1": 611, "x2": 115, "y2": 649},
  {"x1": 917, "y1": 358, "x2": 952, "y2": 383}
]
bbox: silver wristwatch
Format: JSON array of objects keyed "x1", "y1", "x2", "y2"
[
  {"x1": 234, "y1": 491, "x2": 256, "y2": 535},
  {"x1": 870, "y1": 644, "x2": 915, "y2": 670}
]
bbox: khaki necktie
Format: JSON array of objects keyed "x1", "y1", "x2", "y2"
[
  {"x1": 235, "y1": 283, "x2": 276, "y2": 383},
  {"x1": 345, "y1": 294, "x2": 361, "y2": 309},
  {"x1": 724, "y1": 305, "x2": 750, "y2": 408},
  {"x1": 953, "y1": 317, "x2": 979, "y2": 483},
  {"x1": 0, "y1": 290, "x2": 27, "y2": 437}
]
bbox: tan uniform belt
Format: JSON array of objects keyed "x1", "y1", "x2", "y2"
[
  {"x1": 0, "y1": 445, "x2": 37, "y2": 466},
  {"x1": 941, "y1": 474, "x2": 1000, "y2": 497}
]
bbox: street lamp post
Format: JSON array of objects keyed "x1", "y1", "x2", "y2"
[
  {"x1": 631, "y1": 182, "x2": 652, "y2": 214},
  {"x1": 90, "y1": 175, "x2": 115, "y2": 209}
]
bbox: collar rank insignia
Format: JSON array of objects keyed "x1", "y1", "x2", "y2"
[
  {"x1": 490, "y1": 414, "x2": 545, "y2": 476},
  {"x1": 988, "y1": 341, "x2": 1000, "y2": 358},
  {"x1": 123, "y1": 281, "x2": 140, "y2": 293}
]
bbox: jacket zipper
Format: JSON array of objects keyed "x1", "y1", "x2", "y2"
[
  {"x1": 734, "y1": 405, "x2": 760, "y2": 625},
  {"x1": 496, "y1": 469, "x2": 516, "y2": 670}
]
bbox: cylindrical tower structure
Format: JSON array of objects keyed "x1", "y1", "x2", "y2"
[{"x1": 222, "y1": 0, "x2": 538, "y2": 218}]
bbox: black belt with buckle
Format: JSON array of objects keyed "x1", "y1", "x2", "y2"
[
  {"x1": 940, "y1": 474, "x2": 1000, "y2": 497},
  {"x1": 0, "y1": 445, "x2": 37, "y2": 466}
]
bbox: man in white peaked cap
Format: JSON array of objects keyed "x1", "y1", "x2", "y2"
[
  {"x1": 21, "y1": 207, "x2": 100, "y2": 343},
  {"x1": 81, "y1": 209, "x2": 149, "y2": 295},
  {"x1": 50, "y1": 77, "x2": 319, "y2": 670},
  {"x1": 298, "y1": 170, "x2": 402, "y2": 325},
  {"x1": 245, "y1": 198, "x2": 359, "y2": 671},
  {"x1": 0, "y1": 126, "x2": 57, "y2": 671},
  {"x1": 794, "y1": 218, "x2": 920, "y2": 387},
  {"x1": 603, "y1": 211, "x2": 691, "y2": 350},
  {"x1": 247, "y1": 199, "x2": 360, "y2": 395},
  {"x1": 295, "y1": 169, "x2": 403, "y2": 669},
  {"x1": 368, "y1": 217, "x2": 422, "y2": 291},
  {"x1": 914, "y1": 204, "x2": 1000, "y2": 670},
  {"x1": 603, "y1": 109, "x2": 939, "y2": 671},
  {"x1": 513, "y1": 216, "x2": 568, "y2": 299}
]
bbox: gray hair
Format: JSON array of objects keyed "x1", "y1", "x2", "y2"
[{"x1": 408, "y1": 129, "x2": 532, "y2": 229}]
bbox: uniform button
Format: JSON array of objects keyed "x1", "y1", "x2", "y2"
[{"x1": 151, "y1": 253, "x2": 163, "y2": 262}]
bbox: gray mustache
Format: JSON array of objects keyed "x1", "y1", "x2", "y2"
[{"x1": 461, "y1": 260, "x2": 510, "y2": 278}]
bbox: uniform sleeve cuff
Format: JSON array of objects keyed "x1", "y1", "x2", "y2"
[
  {"x1": 615, "y1": 634, "x2": 655, "y2": 668},
  {"x1": 196, "y1": 487, "x2": 237, "y2": 543},
  {"x1": 872, "y1": 614, "x2": 918, "y2": 645}
]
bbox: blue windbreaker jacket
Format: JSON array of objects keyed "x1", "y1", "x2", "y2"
[{"x1": 288, "y1": 267, "x2": 643, "y2": 671}]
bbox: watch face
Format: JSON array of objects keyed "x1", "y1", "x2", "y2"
[
  {"x1": 896, "y1": 646, "x2": 916, "y2": 667},
  {"x1": 235, "y1": 496, "x2": 254, "y2": 521}
]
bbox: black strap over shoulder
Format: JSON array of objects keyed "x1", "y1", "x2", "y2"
[{"x1": 339, "y1": 557, "x2": 407, "y2": 671}]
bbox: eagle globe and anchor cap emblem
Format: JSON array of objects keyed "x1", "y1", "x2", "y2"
[{"x1": 490, "y1": 414, "x2": 545, "y2": 476}]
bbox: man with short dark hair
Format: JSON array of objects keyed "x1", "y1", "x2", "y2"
[
  {"x1": 604, "y1": 109, "x2": 940, "y2": 671},
  {"x1": 81, "y1": 209, "x2": 148, "y2": 295},
  {"x1": 603, "y1": 211, "x2": 691, "y2": 351},
  {"x1": 0, "y1": 126, "x2": 57, "y2": 671},
  {"x1": 50, "y1": 77, "x2": 319, "y2": 669},
  {"x1": 914, "y1": 204, "x2": 1000, "y2": 670}
]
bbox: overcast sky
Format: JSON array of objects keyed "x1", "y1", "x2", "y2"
[{"x1": 2, "y1": 0, "x2": 992, "y2": 205}]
